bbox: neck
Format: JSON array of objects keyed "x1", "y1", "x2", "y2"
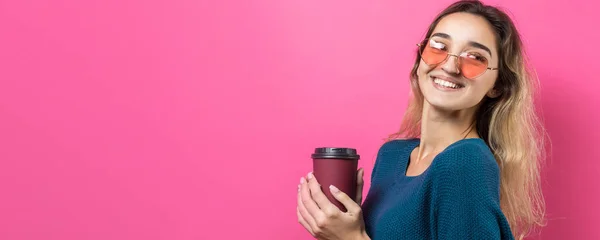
[{"x1": 417, "y1": 101, "x2": 480, "y2": 160}]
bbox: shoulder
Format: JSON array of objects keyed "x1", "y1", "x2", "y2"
[
  {"x1": 370, "y1": 138, "x2": 419, "y2": 180},
  {"x1": 430, "y1": 138, "x2": 503, "y2": 206},
  {"x1": 434, "y1": 138, "x2": 499, "y2": 175},
  {"x1": 430, "y1": 138, "x2": 501, "y2": 196}
]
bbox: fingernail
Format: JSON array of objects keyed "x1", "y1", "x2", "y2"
[
  {"x1": 300, "y1": 177, "x2": 305, "y2": 184},
  {"x1": 307, "y1": 172, "x2": 313, "y2": 179},
  {"x1": 329, "y1": 185, "x2": 339, "y2": 194}
]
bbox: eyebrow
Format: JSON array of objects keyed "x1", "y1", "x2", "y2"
[{"x1": 430, "y1": 32, "x2": 493, "y2": 57}]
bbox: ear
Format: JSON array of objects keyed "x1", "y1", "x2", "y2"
[{"x1": 486, "y1": 88, "x2": 501, "y2": 98}]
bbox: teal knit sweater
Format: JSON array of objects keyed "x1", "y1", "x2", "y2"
[{"x1": 361, "y1": 138, "x2": 514, "y2": 239}]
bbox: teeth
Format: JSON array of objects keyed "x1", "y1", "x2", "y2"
[{"x1": 433, "y1": 77, "x2": 461, "y2": 89}]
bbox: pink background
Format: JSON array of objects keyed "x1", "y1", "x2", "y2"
[{"x1": 1, "y1": 0, "x2": 599, "y2": 239}]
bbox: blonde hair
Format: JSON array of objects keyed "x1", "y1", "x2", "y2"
[{"x1": 387, "y1": 1, "x2": 548, "y2": 239}]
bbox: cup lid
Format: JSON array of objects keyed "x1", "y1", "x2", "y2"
[{"x1": 311, "y1": 147, "x2": 360, "y2": 160}]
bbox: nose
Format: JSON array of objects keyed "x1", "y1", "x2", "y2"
[{"x1": 440, "y1": 54, "x2": 461, "y2": 75}]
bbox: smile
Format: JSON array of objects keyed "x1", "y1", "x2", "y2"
[{"x1": 432, "y1": 77, "x2": 465, "y2": 91}]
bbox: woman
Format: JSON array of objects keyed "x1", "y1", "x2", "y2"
[{"x1": 296, "y1": 1, "x2": 547, "y2": 239}]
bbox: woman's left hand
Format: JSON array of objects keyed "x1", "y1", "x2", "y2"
[{"x1": 296, "y1": 172, "x2": 369, "y2": 240}]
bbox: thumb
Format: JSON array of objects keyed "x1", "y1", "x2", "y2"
[
  {"x1": 329, "y1": 185, "x2": 361, "y2": 214},
  {"x1": 355, "y1": 168, "x2": 364, "y2": 204}
]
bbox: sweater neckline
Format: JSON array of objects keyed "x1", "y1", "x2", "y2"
[{"x1": 401, "y1": 138, "x2": 485, "y2": 179}]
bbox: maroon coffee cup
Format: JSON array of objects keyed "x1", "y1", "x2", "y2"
[{"x1": 311, "y1": 147, "x2": 360, "y2": 212}]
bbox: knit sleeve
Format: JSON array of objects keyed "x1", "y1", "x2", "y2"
[{"x1": 432, "y1": 143, "x2": 514, "y2": 240}]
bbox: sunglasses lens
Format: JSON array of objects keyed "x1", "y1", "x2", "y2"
[
  {"x1": 420, "y1": 41, "x2": 447, "y2": 65},
  {"x1": 419, "y1": 39, "x2": 491, "y2": 79},
  {"x1": 460, "y1": 54, "x2": 488, "y2": 79}
]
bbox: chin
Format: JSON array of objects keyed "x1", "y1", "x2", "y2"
[
  {"x1": 420, "y1": 80, "x2": 477, "y2": 112},
  {"x1": 425, "y1": 99, "x2": 464, "y2": 112}
]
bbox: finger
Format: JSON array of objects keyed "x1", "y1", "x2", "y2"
[
  {"x1": 306, "y1": 172, "x2": 337, "y2": 213},
  {"x1": 330, "y1": 185, "x2": 361, "y2": 214},
  {"x1": 297, "y1": 207, "x2": 315, "y2": 237},
  {"x1": 297, "y1": 183, "x2": 318, "y2": 230},
  {"x1": 300, "y1": 176, "x2": 327, "y2": 223},
  {"x1": 356, "y1": 168, "x2": 364, "y2": 204}
]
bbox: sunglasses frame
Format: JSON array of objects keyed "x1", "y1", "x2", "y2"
[{"x1": 416, "y1": 38, "x2": 498, "y2": 79}]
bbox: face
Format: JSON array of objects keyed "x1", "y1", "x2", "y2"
[{"x1": 417, "y1": 12, "x2": 499, "y2": 111}]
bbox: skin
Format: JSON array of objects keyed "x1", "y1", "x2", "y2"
[{"x1": 296, "y1": 12, "x2": 501, "y2": 239}]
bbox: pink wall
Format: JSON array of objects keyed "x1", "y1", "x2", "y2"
[{"x1": 1, "y1": 0, "x2": 599, "y2": 239}]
